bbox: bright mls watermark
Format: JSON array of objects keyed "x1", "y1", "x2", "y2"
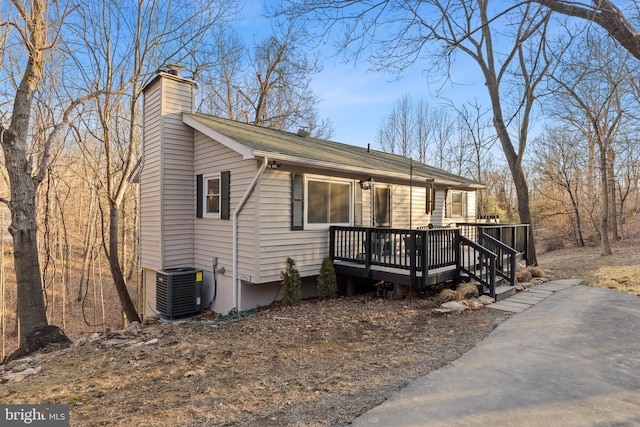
[{"x1": 1, "y1": 405, "x2": 69, "y2": 426}]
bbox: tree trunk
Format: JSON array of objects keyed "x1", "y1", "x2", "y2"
[
  {"x1": 489, "y1": 98, "x2": 538, "y2": 265},
  {"x1": 599, "y1": 140, "x2": 613, "y2": 255},
  {"x1": 78, "y1": 185, "x2": 98, "y2": 301},
  {"x1": 571, "y1": 201, "x2": 585, "y2": 247},
  {"x1": 1, "y1": 0, "x2": 51, "y2": 344},
  {"x1": 607, "y1": 146, "x2": 619, "y2": 240},
  {"x1": 105, "y1": 201, "x2": 140, "y2": 324},
  {"x1": 5, "y1": 154, "x2": 49, "y2": 345}
]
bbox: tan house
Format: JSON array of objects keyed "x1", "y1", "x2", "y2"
[{"x1": 138, "y1": 68, "x2": 493, "y2": 317}]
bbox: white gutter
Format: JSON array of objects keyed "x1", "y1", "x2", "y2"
[
  {"x1": 233, "y1": 157, "x2": 268, "y2": 310},
  {"x1": 251, "y1": 150, "x2": 485, "y2": 189}
]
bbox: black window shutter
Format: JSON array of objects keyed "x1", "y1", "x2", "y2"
[
  {"x1": 426, "y1": 184, "x2": 436, "y2": 215},
  {"x1": 221, "y1": 171, "x2": 231, "y2": 220},
  {"x1": 291, "y1": 173, "x2": 304, "y2": 230},
  {"x1": 196, "y1": 174, "x2": 203, "y2": 218}
]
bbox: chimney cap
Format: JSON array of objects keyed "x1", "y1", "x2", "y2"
[{"x1": 165, "y1": 63, "x2": 184, "y2": 77}]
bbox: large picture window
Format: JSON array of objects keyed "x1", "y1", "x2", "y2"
[{"x1": 306, "y1": 177, "x2": 352, "y2": 226}]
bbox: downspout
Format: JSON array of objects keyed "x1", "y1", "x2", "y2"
[{"x1": 233, "y1": 157, "x2": 268, "y2": 310}]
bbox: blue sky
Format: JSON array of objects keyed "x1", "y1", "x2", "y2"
[
  {"x1": 234, "y1": 1, "x2": 490, "y2": 149},
  {"x1": 309, "y1": 60, "x2": 489, "y2": 148}
]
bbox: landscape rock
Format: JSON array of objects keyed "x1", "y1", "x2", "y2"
[
  {"x1": 478, "y1": 295, "x2": 494, "y2": 305},
  {"x1": 440, "y1": 301, "x2": 467, "y2": 312},
  {"x1": 184, "y1": 369, "x2": 206, "y2": 378},
  {"x1": 1, "y1": 366, "x2": 41, "y2": 384},
  {"x1": 125, "y1": 321, "x2": 142, "y2": 335},
  {"x1": 461, "y1": 300, "x2": 484, "y2": 310}
]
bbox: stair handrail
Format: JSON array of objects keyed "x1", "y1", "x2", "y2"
[
  {"x1": 459, "y1": 235, "x2": 497, "y2": 297},
  {"x1": 478, "y1": 232, "x2": 518, "y2": 287}
]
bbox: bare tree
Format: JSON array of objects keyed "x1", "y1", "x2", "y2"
[
  {"x1": 197, "y1": 22, "x2": 334, "y2": 137},
  {"x1": 530, "y1": 1, "x2": 640, "y2": 61},
  {"x1": 0, "y1": 0, "x2": 85, "y2": 347},
  {"x1": 547, "y1": 32, "x2": 635, "y2": 254},
  {"x1": 534, "y1": 127, "x2": 586, "y2": 246},
  {"x1": 414, "y1": 99, "x2": 433, "y2": 163},
  {"x1": 246, "y1": 21, "x2": 329, "y2": 134},
  {"x1": 67, "y1": 0, "x2": 236, "y2": 324},
  {"x1": 614, "y1": 136, "x2": 640, "y2": 238},
  {"x1": 280, "y1": 0, "x2": 551, "y2": 264},
  {"x1": 376, "y1": 94, "x2": 415, "y2": 157},
  {"x1": 196, "y1": 30, "x2": 248, "y2": 121}
]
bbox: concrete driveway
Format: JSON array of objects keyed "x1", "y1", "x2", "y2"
[{"x1": 351, "y1": 282, "x2": 640, "y2": 426}]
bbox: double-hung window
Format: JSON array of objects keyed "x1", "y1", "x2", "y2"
[
  {"x1": 446, "y1": 190, "x2": 466, "y2": 218},
  {"x1": 204, "y1": 174, "x2": 221, "y2": 217},
  {"x1": 196, "y1": 171, "x2": 230, "y2": 220}
]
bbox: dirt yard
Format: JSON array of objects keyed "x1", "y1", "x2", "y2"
[
  {"x1": 1, "y1": 236, "x2": 638, "y2": 426},
  {"x1": 538, "y1": 235, "x2": 640, "y2": 296}
]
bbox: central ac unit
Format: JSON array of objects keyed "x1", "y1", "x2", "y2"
[{"x1": 156, "y1": 267, "x2": 203, "y2": 318}]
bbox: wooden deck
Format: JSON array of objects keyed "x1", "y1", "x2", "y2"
[{"x1": 329, "y1": 224, "x2": 529, "y2": 297}]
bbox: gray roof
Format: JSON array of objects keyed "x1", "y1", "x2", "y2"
[{"x1": 184, "y1": 113, "x2": 483, "y2": 189}]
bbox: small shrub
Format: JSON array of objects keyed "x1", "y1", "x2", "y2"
[
  {"x1": 456, "y1": 281, "x2": 479, "y2": 300},
  {"x1": 281, "y1": 257, "x2": 301, "y2": 306},
  {"x1": 528, "y1": 266, "x2": 546, "y2": 277},
  {"x1": 317, "y1": 256, "x2": 338, "y2": 300},
  {"x1": 435, "y1": 288, "x2": 457, "y2": 304}
]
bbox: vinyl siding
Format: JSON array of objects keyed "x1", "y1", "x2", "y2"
[
  {"x1": 140, "y1": 80, "x2": 163, "y2": 270},
  {"x1": 160, "y1": 78, "x2": 195, "y2": 267},
  {"x1": 193, "y1": 130, "x2": 259, "y2": 281},
  {"x1": 258, "y1": 171, "x2": 340, "y2": 281},
  {"x1": 140, "y1": 75, "x2": 196, "y2": 271}
]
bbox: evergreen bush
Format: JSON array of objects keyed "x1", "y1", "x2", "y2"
[
  {"x1": 281, "y1": 257, "x2": 301, "y2": 306},
  {"x1": 317, "y1": 255, "x2": 337, "y2": 300}
]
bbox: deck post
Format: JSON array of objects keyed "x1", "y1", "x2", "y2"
[
  {"x1": 454, "y1": 228, "x2": 461, "y2": 276},
  {"x1": 365, "y1": 228, "x2": 372, "y2": 273},
  {"x1": 421, "y1": 230, "x2": 428, "y2": 287},
  {"x1": 329, "y1": 226, "x2": 336, "y2": 260},
  {"x1": 409, "y1": 231, "x2": 417, "y2": 288}
]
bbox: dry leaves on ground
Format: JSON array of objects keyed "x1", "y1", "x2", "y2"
[{"x1": 1, "y1": 295, "x2": 507, "y2": 426}]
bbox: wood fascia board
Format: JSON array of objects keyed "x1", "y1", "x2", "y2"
[{"x1": 182, "y1": 114, "x2": 254, "y2": 159}]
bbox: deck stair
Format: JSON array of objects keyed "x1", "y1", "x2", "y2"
[
  {"x1": 330, "y1": 224, "x2": 529, "y2": 301},
  {"x1": 493, "y1": 285, "x2": 517, "y2": 301}
]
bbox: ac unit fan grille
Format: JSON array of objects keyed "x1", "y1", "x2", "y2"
[{"x1": 156, "y1": 268, "x2": 202, "y2": 318}]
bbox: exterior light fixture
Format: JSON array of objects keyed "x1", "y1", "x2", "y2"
[
  {"x1": 359, "y1": 177, "x2": 372, "y2": 190},
  {"x1": 267, "y1": 160, "x2": 281, "y2": 169}
]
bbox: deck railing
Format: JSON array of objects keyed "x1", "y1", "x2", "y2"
[
  {"x1": 330, "y1": 226, "x2": 458, "y2": 274},
  {"x1": 330, "y1": 223, "x2": 529, "y2": 294},
  {"x1": 457, "y1": 223, "x2": 529, "y2": 261}
]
